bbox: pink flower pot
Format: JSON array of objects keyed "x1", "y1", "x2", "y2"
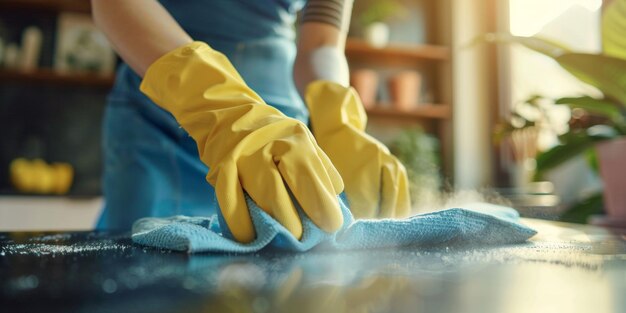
[{"x1": 593, "y1": 137, "x2": 626, "y2": 227}]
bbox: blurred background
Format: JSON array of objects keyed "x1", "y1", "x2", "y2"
[{"x1": 0, "y1": 0, "x2": 622, "y2": 230}]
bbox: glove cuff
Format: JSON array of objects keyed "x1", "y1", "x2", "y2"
[
  {"x1": 305, "y1": 80, "x2": 368, "y2": 136},
  {"x1": 139, "y1": 41, "x2": 265, "y2": 114}
]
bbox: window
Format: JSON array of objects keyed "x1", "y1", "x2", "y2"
[{"x1": 506, "y1": 0, "x2": 603, "y2": 149}]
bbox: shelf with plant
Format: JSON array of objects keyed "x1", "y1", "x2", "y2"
[
  {"x1": 345, "y1": 39, "x2": 450, "y2": 63},
  {"x1": 483, "y1": 0, "x2": 626, "y2": 225},
  {"x1": 353, "y1": 0, "x2": 408, "y2": 48}
]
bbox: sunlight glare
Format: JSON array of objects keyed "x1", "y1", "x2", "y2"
[{"x1": 509, "y1": 0, "x2": 602, "y2": 36}]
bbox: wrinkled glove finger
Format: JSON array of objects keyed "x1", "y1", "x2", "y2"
[
  {"x1": 302, "y1": 129, "x2": 343, "y2": 195},
  {"x1": 344, "y1": 156, "x2": 382, "y2": 219},
  {"x1": 215, "y1": 162, "x2": 256, "y2": 243},
  {"x1": 240, "y1": 158, "x2": 303, "y2": 240},
  {"x1": 314, "y1": 145, "x2": 344, "y2": 195},
  {"x1": 379, "y1": 157, "x2": 411, "y2": 218},
  {"x1": 394, "y1": 161, "x2": 411, "y2": 218},
  {"x1": 278, "y1": 139, "x2": 343, "y2": 233}
]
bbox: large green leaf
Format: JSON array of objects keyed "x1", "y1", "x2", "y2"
[
  {"x1": 556, "y1": 53, "x2": 626, "y2": 107},
  {"x1": 480, "y1": 32, "x2": 626, "y2": 107},
  {"x1": 534, "y1": 128, "x2": 616, "y2": 179},
  {"x1": 477, "y1": 33, "x2": 571, "y2": 58},
  {"x1": 584, "y1": 147, "x2": 600, "y2": 174},
  {"x1": 603, "y1": 0, "x2": 626, "y2": 60},
  {"x1": 559, "y1": 192, "x2": 604, "y2": 224},
  {"x1": 555, "y1": 96, "x2": 625, "y2": 127}
]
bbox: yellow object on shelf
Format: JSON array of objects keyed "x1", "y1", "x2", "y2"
[{"x1": 9, "y1": 158, "x2": 74, "y2": 195}]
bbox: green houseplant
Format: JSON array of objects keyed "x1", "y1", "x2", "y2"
[
  {"x1": 389, "y1": 128, "x2": 441, "y2": 210},
  {"x1": 356, "y1": 0, "x2": 407, "y2": 47},
  {"x1": 482, "y1": 0, "x2": 626, "y2": 224}
]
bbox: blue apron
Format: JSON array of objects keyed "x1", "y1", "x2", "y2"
[{"x1": 97, "y1": 0, "x2": 307, "y2": 230}]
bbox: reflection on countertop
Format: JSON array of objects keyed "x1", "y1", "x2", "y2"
[{"x1": 0, "y1": 219, "x2": 625, "y2": 313}]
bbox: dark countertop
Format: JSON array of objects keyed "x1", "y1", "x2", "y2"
[{"x1": 1, "y1": 219, "x2": 625, "y2": 313}]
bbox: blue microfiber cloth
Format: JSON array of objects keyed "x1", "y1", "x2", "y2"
[{"x1": 132, "y1": 196, "x2": 537, "y2": 253}]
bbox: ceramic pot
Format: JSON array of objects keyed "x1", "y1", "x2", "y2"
[
  {"x1": 350, "y1": 69, "x2": 379, "y2": 109},
  {"x1": 593, "y1": 137, "x2": 626, "y2": 226},
  {"x1": 363, "y1": 22, "x2": 389, "y2": 48},
  {"x1": 388, "y1": 71, "x2": 421, "y2": 111}
]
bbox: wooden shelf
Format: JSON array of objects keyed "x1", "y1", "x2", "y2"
[
  {"x1": 365, "y1": 104, "x2": 452, "y2": 120},
  {"x1": 0, "y1": 0, "x2": 91, "y2": 13},
  {"x1": 0, "y1": 69, "x2": 114, "y2": 88},
  {"x1": 345, "y1": 39, "x2": 451, "y2": 63}
]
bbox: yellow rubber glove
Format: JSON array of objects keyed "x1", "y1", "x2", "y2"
[
  {"x1": 305, "y1": 81, "x2": 411, "y2": 219},
  {"x1": 140, "y1": 42, "x2": 344, "y2": 243}
]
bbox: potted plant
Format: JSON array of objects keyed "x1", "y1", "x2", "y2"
[
  {"x1": 481, "y1": 0, "x2": 626, "y2": 225},
  {"x1": 357, "y1": 0, "x2": 406, "y2": 48},
  {"x1": 493, "y1": 95, "x2": 550, "y2": 188}
]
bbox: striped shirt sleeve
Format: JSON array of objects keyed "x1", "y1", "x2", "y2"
[{"x1": 301, "y1": 0, "x2": 350, "y2": 30}]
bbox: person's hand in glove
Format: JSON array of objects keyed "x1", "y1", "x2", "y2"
[
  {"x1": 140, "y1": 42, "x2": 344, "y2": 243},
  {"x1": 305, "y1": 81, "x2": 411, "y2": 219}
]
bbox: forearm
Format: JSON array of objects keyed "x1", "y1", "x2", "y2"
[
  {"x1": 91, "y1": 0, "x2": 192, "y2": 76},
  {"x1": 294, "y1": 0, "x2": 353, "y2": 95},
  {"x1": 294, "y1": 23, "x2": 349, "y2": 93}
]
